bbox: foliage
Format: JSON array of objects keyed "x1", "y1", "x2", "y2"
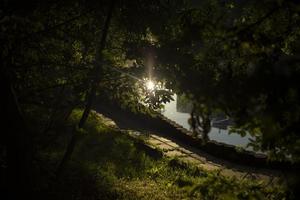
[
  {"x1": 1, "y1": 0, "x2": 300, "y2": 198},
  {"x1": 32, "y1": 108, "x2": 288, "y2": 200},
  {"x1": 138, "y1": 0, "x2": 300, "y2": 162}
]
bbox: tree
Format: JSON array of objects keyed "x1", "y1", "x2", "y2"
[
  {"x1": 150, "y1": 0, "x2": 300, "y2": 162},
  {"x1": 0, "y1": 0, "x2": 175, "y2": 193},
  {"x1": 56, "y1": 0, "x2": 116, "y2": 175}
]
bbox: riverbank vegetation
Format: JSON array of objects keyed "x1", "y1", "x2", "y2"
[
  {"x1": 30, "y1": 108, "x2": 288, "y2": 199},
  {"x1": 1, "y1": 0, "x2": 300, "y2": 199}
]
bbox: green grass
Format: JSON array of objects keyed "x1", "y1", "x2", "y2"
[{"x1": 32, "y1": 109, "x2": 288, "y2": 200}]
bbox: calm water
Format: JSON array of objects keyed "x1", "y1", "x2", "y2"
[{"x1": 162, "y1": 95, "x2": 253, "y2": 150}]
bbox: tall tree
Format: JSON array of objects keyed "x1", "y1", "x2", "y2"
[
  {"x1": 56, "y1": 0, "x2": 116, "y2": 175},
  {"x1": 150, "y1": 0, "x2": 300, "y2": 162}
]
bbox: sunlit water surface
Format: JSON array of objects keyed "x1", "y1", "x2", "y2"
[{"x1": 161, "y1": 95, "x2": 254, "y2": 150}]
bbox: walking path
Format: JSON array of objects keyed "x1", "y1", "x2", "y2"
[
  {"x1": 126, "y1": 130, "x2": 279, "y2": 183},
  {"x1": 93, "y1": 101, "x2": 289, "y2": 183}
]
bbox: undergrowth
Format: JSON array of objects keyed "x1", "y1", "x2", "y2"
[{"x1": 31, "y1": 108, "x2": 288, "y2": 200}]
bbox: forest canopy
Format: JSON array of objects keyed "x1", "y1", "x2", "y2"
[{"x1": 1, "y1": 0, "x2": 300, "y2": 199}]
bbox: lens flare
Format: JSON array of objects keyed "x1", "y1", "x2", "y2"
[{"x1": 146, "y1": 80, "x2": 155, "y2": 91}]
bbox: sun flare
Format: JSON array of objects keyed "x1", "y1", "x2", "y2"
[{"x1": 146, "y1": 80, "x2": 155, "y2": 91}]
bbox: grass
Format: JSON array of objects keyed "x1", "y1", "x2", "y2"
[{"x1": 31, "y1": 108, "x2": 288, "y2": 200}]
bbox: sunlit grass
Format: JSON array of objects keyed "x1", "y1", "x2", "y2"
[{"x1": 32, "y1": 108, "x2": 288, "y2": 200}]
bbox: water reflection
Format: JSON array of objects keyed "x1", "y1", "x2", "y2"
[{"x1": 162, "y1": 94, "x2": 253, "y2": 150}]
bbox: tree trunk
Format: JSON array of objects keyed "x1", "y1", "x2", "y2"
[
  {"x1": 1, "y1": 68, "x2": 33, "y2": 199},
  {"x1": 56, "y1": 0, "x2": 115, "y2": 176}
]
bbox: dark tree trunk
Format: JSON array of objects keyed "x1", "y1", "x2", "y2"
[
  {"x1": 56, "y1": 0, "x2": 115, "y2": 176},
  {"x1": 1, "y1": 67, "x2": 33, "y2": 199}
]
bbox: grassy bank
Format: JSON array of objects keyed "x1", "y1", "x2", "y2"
[{"x1": 31, "y1": 109, "x2": 288, "y2": 199}]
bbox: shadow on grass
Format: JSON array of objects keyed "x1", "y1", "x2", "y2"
[
  {"x1": 33, "y1": 109, "x2": 162, "y2": 199},
  {"x1": 30, "y1": 109, "x2": 289, "y2": 200}
]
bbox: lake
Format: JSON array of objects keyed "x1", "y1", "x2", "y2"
[{"x1": 162, "y1": 94, "x2": 254, "y2": 150}]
